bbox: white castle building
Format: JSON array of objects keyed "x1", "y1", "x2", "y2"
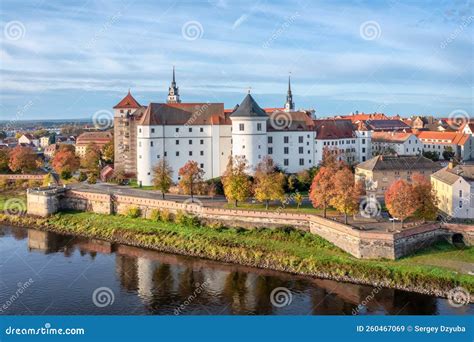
[{"x1": 114, "y1": 70, "x2": 372, "y2": 186}]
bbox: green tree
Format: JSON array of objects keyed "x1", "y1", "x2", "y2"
[
  {"x1": 294, "y1": 191, "x2": 303, "y2": 209},
  {"x1": 422, "y1": 151, "x2": 439, "y2": 162},
  {"x1": 152, "y1": 159, "x2": 174, "y2": 199},
  {"x1": 222, "y1": 156, "x2": 252, "y2": 207},
  {"x1": 102, "y1": 140, "x2": 114, "y2": 164},
  {"x1": 442, "y1": 146, "x2": 455, "y2": 161},
  {"x1": 253, "y1": 157, "x2": 286, "y2": 209}
]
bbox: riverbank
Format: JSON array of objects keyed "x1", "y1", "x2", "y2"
[{"x1": 0, "y1": 211, "x2": 473, "y2": 300}]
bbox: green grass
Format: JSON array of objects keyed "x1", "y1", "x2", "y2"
[
  {"x1": 1, "y1": 210, "x2": 472, "y2": 295},
  {"x1": 224, "y1": 202, "x2": 338, "y2": 215},
  {"x1": 128, "y1": 179, "x2": 155, "y2": 190}
]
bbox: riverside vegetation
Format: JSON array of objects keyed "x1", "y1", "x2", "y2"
[{"x1": 0, "y1": 207, "x2": 473, "y2": 299}]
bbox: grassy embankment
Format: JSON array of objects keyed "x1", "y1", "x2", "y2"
[{"x1": 0, "y1": 209, "x2": 472, "y2": 297}]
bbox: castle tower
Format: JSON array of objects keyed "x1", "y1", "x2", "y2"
[
  {"x1": 167, "y1": 66, "x2": 181, "y2": 103},
  {"x1": 284, "y1": 75, "x2": 295, "y2": 112},
  {"x1": 113, "y1": 90, "x2": 142, "y2": 177},
  {"x1": 230, "y1": 93, "x2": 268, "y2": 172}
]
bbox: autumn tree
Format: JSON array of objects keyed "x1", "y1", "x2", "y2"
[
  {"x1": 52, "y1": 146, "x2": 80, "y2": 179},
  {"x1": 81, "y1": 143, "x2": 101, "y2": 175},
  {"x1": 8, "y1": 146, "x2": 40, "y2": 173},
  {"x1": 102, "y1": 140, "x2": 114, "y2": 164},
  {"x1": 111, "y1": 167, "x2": 126, "y2": 185},
  {"x1": 294, "y1": 191, "x2": 303, "y2": 209},
  {"x1": 385, "y1": 180, "x2": 418, "y2": 227},
  {"x1": 309, "y1": 167, "x2": 334, "y2": 218},
  {"x1": 222, "y1": 155, "x2": 252, "y2": 207},
  {"x1": 412, "y1": 173, "x2": 438, "y2": 222},
  {"x1": 152, "y1": 159, "x2": 174, "y2": 199},
  {"x1": 0, "y1": 148, "x2": 10, "y2": 172},
  {"x1": 178, "y1": 161, "x2": 204, "y2": 201},
  {"x1": 330, "y1": 167, "x2": 363, "y2": 224},
  {"x1": 253, "y1": 157, "x2": 286, "y2": 209}
]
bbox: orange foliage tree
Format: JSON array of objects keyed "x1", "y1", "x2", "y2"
[
  {"x1": 0, "y1": 148, "x2": 10, "y2": 172},
  {"x1": 330, "y1": 167, "x2": 364, "y2": 224},
  {"x1": 385, "y1": 179, "x2": 417, "y2": 227},
  {"x1": 309, "y1": 167, "x2": 334, "y2": 218},
  {"x1": 52, "y1": 146, "x2": 80, "y2": 179},
  {"x1": 178, "y1": 160, "x2": 204, "y2": 201},
  {"x1": 8, "y1": 146, "x2": 40, "y2": 173}
]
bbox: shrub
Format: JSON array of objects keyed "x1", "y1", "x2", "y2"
[
  {"x1": 175, "y1": 210, "x2": 200, "y2": 227},
  {"x1": 160, "y1": 209, "x2": 171, "y2": 222},
  {"x1": 87, "y1": 174, "x2": 97, "y2": 184},
  {"x1": 126, "y1": 206, "x2": 141, "y2": 218},
  {"x1": 77, "y1": 172, "x2": 87, "y2": 182},
  {"x1": 28, "y1": 179, "x2": 42, "y2": 188},
  {"x1": 60, "y1": 170, "x2": 72, "y2": 180},
  {"x1": 150, "y1": 209, "x2": 161, "y2": 221},
  {"x1": 175, "y1": 210, "x2": 186, "y2": 224},
  {"x1": 0, "y1": 178, "x2": 7, "y2": 190}
]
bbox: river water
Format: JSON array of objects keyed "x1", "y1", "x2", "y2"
[{"x1": 0, "y1": 225, "x2": 472, "y2": 315}]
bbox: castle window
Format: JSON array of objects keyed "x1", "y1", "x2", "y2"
[
  {"x1": 200, "y1": 151, "x2": 204, "y2": 156},
  {"x1": 157, "y1": 155, "x2": 160, "y2": 159},
  {"x1": 268, "y1": 136, "x2": 273, "y2": 143},
  {"x1": 284, "y1": 159, "x2": 289, "y2": 166},
  {"x1": 164, "y1": 152, "x2": 167, "y2": 157},
  {"x1": 309, "y1": 160, "x2": 311, "y2": 163},
  {"x1": 284, "y1": 147, "x2": 289, "y2": 154},
  {"x1": 284, "y1": 136, "x2": 289, "y2": 143},
  {"x1": 139, "y1": 142, "x2": 142, "y2": 147},
  {"x1": 176, "y1": 140, "x2": 179, "y2": 145},
  {"x1": 200, "y1": 139, "x2": 204, "y2": 144},
  {"x1": 189, "y1": 139, "x2": 192, "y2": 145},
  {"x1": 176, "y1": 151, "x2": 179, "y2": 156},
  {"x1": 239, "y1": 123, "x2": 244, "y2": 131},
  {"x1": 151, "y1": 128, "x2": 155, "y2": 133},
  {"x1": 189, "y1": 151, "x2": 192, "y2": 156},
  {"x1": 299, "y1": 158, "x2": 304, "y2": 166},
  {"x1": 139, "y1": 128, "x2": 142, "y2": 133},
  {"x1": 200, "y1": 163, "x2": 204, "y2": 168},
  {"x1": 139, "y1": 155, "x2": 142, "y2": 159},
  {"x1": 176, "y1": 128, "x2": 179, "y2": 133},
  {"x1": 257, "y1": 123, "x2": 262, "y2": 131},
  {"x1": 268, "y1": 147, "x2": 273, "y2": 154},
  {"x1": 299, "y1": 147, "x2": 303, "y2": 154},
  {"x1": 362, "y1": 139, "x2": 366, "y2": 144},
  {"x1": 150, "y1": 141, "x2": 153, "y2": 147},
  {"x1": 200, "y1": 127, "x2": 204, "y2": 132},
  {"x1": 189, "y1": 128, "x2": 192, "y2": 132},
  {"x1": 298, "y1": 136, "x2": 303, "y2": 143}
]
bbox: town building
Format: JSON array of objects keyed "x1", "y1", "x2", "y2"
[
  {"x1": 44, "y1": 144, "x2": 59, "y2": 159},
  {"x1": 75, "y1": 131, "x2": 113, "y2": 158},
  {"x1": 431, "y1": 164, "x2": 474, "y2": 219},
  {"x1": 355, "y1": 155, "x2": 441, "y2": 197},
  {"x1": 40, "y1": 136, "x2": 53, "y2": 148},
  {"x1": 127, "y1": 71, "x2": 370, "y2": 185},
  {"x1": 371, "y1": 132, "x2": 422, "y2": 156},
  {"x1": 416, "y1": 131, "x2": 473, "y2": 161},
  {"x1": 18, "y1": 134, "x2": 39, "y2": 147},
  {"x1": 365, "y1": 119, "x2": 411, "y2": 132}
]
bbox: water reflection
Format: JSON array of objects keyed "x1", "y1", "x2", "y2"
[{"x1": 0, "y1": 225, "x2": 471, "y2": 316}]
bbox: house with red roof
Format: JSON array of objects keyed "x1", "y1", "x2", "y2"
[{"x1": 416, "y1": 131, "x2": 474, "y2": 161}]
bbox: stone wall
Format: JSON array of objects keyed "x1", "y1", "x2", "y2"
[{"x1": 26, "y1": 187, "x2": 473, "y2": 260}]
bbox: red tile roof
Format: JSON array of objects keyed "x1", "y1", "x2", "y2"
[
  {"x1": 416, "y1": 131, "x2": 470, "y2": 145},
  {"x1": 314, "y1": 119, "x2": 355, "y2": 139},
  {"x1": 371, "y1": 132, "x2": 413, "y2": 143},
  {"x1": 139, "y1": 103, "x2": 228, "y2": 126},
  {"x1": 113, "y1": 90, "x2": 141, "y2": 109},
  {"x1": 335, "y1": 113, "x2": 388, "y2": 122}
]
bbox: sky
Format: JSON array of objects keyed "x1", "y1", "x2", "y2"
[{"x1": 0, "y1": 0, "x2": 473, "y2": 121}]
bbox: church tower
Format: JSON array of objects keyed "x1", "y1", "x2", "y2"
[
  {"x1": 167, "y1": 66, "x2": 181, "y2": 103},
  {"x1": 284, "y1": 75, "x2": 295, "y2": 112}
]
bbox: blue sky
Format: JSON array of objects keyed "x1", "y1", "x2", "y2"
[{"x1": 0, "y1": 0, "x2": 472, "y2": 120}]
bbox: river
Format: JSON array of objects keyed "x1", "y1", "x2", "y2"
[{"x1": 0, "y1": 225, "x2": 472, "y2": 315}]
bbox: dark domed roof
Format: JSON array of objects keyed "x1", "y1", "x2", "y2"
[{"x1": 230, "y1": 94, "x2": 268, "y2": 118}]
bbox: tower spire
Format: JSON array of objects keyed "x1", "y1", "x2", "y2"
[
  {"x1": 167, "y1": 66, "x2": 181, "y2": 103},
  {"x1": 284, "y1": 74, "x2": 294, "y2": 112}
]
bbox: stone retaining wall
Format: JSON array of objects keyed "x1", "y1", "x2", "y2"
[{"x1": 26, "y1": 188, "x2": 473, "y2": 260}]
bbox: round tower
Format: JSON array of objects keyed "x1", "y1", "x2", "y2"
[{"x1": 230, "y1": 94, "x2": 268, "y2": 172}]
